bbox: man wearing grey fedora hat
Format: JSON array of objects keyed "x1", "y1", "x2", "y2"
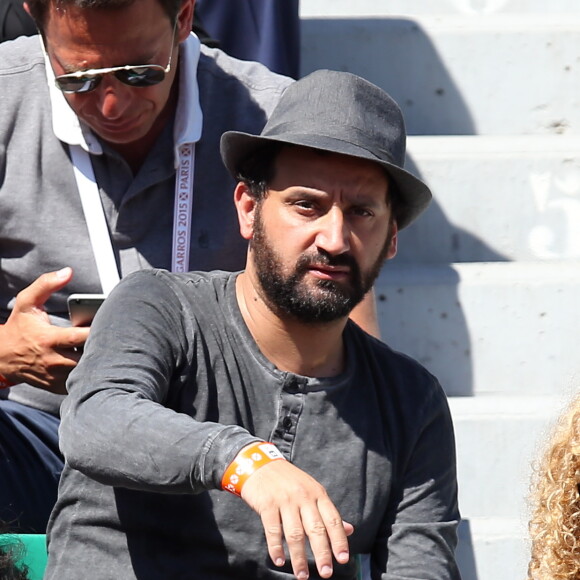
[{"x1": 46, "y1": 70, "x2": 461, "y2": 580}]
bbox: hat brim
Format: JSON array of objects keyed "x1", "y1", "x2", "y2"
[{"x1": 220, "y1": 131, "x2": 431, "y2": 230}]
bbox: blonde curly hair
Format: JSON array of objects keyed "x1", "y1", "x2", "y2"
[{"x1": 528, "y1": 392, "x2": 580, "y2": 580}]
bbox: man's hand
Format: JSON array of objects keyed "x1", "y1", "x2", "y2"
[
  {"x1": 0, "y1": 268, "x2": 90, "y2": 393},
  {"x1": 241, "y1": 459, "x2": 354, "y2": 579}
]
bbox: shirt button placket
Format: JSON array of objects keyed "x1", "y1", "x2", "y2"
[{"x1": 271, "y1": 375, "x2": 305, "y2": 458}]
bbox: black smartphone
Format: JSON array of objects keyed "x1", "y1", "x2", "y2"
[{"x1": 67, "y1": 293, "x2": 106, "y2": 327}]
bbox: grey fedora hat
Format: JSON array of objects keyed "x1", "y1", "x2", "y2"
[{"x1": 220, "y1": 69, "x2": 431, "y2": 229}]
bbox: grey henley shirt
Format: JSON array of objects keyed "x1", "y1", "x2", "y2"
[{"x1": 46, "y1": 269, "x2": 461, "y2": 580}]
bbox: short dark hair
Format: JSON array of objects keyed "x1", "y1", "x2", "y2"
[
  {"x1": 27, "y1": 0, "x2": 181, "y2": 34},
  {"x1": 236, "y1": 144, "x2": 285, "y2": 202},
  {"x1": 237, "y1": 144, "x2": 402, "y2": 226}
]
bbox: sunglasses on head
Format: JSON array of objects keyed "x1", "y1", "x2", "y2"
[{"x1": 54, "y1": 21, "x2": 177, "y2": 94}]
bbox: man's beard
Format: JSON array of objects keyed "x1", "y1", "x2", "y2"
[{"x1": 251, "y1": 207, "x2": 391, "y2": 324}]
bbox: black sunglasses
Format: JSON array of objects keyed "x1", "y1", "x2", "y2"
[{"x1": 54, "y1": 22, "x2": 177, "y2": 94}]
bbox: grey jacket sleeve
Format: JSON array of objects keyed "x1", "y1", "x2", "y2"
[{"x1": 60, "y1": 270, "x2": 259, "y2": 494}]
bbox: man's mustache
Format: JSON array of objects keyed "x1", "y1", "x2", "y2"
[{"x1": 296, "y1": 251, "x2": 359, "y2": 272}]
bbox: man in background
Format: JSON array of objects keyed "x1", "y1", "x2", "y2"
[{"x1": 0, "y1": 0, "x2": 292, "y2": 531}]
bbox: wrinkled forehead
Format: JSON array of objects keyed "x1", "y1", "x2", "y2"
[{"x1": 272, "y1": 146, "x2": 391, "y2": 201}]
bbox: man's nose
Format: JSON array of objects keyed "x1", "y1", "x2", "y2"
[
  {"x1": 314, "y1": 208, "x2": 351, "y2": 255},
  {"x1": 95, "y1": 76, "x2": 133, "y2": 119}
]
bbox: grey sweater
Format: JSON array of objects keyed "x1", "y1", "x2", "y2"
[
  {"x1": 0, "y1": 35, "x2": 291, "y2": 414},
  {"x1": 46, "y1": 269, "x2": 461, "y2": 579}
]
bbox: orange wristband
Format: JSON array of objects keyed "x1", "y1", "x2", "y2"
[{"x1": 221, "y1": 441, "x2": 286, "y2": 497}]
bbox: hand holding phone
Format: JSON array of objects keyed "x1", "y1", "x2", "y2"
[{"x1": 0, "y1": 270, "x2": 89, "y2": 393}]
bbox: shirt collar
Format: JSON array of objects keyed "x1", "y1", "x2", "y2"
[{"x1": 42, "y1": 32, "x2": 203, "y2": 163}]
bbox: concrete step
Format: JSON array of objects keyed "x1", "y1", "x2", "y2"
[
  {"x1": 399, "y1": 135, "x2": 580, "y2": 263},
  {"x1": 448, "y1": 395, "x2": 565, "y2": 517},
  {"x1": 300, "y1": 15, "x2": 580, "y2": 135},
  {"x1": 301, "y1": 2, "x2": 580, "y2": 17},
  {"x1": 457, "y1": 517, "x2": 529, "y2": 580},
  {"x1": 376, "y1": 261, "x2": 580, "y2": 396}
]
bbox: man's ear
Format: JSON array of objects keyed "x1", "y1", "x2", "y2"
[
  {"x1": 176, "y1": 0, "x2": 195, "y2": 43},
  {"x1": 234, "y1": 182, "x2": 258, "y2": 240},
  {"x1": 386, "y1": 223, "x2": 398, "y2": 260}
]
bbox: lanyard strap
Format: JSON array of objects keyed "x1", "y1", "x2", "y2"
[
  {"x1": 172, "y1": 143, "x2": 195, "y2": 273},
  {"x1": 70, "y1": 145, "x2": 120, "y2": 295},
  {"x1": 71, "y1": 144, "x2": 196, "y2": 292}
]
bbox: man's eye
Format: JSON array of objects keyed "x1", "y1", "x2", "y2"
[
  {"x1": 351, "y1": 207, "x2": 372, "y2": 217},
  {"x1": 295, "y1": 200, "x2": 316, "y2": 210}
]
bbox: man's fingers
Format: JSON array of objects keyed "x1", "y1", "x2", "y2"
[
  {"x1": 0, "y1": 267, "x2": 87, "y2": 392},
  {"x1": 317, "y1": 498, "x2": 351, "y2": 565},
  {"x1": 52, "y1": 326, "x2": 90, "y2": 350},
  {"x1": 343, "y1": 521, "x2": 355, "y2": 536},
  {"x1": 300, "y1": 503, "x2": 335, "y2": 579},
  {"x1": 282, "y1": 501, "x2": 350, "y2": 580},
  {"x1": 241, "y1": 460, "x2": 352, "y2": 579},
  {"x1": 260, "y1": 509, "x2": 286, "y2": 568},
  {"x1": 15, "y1": 268, "x2": 73, "y2": 312},
  {"x1": 280, "y1": 506, "x2": 310, "y2": 580}
]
